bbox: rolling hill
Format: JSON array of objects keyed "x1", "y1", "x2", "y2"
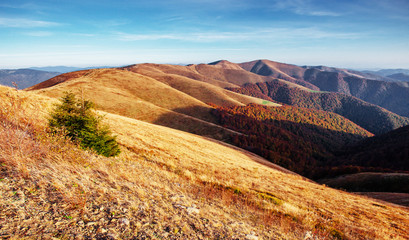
[
  {"x1": 240, "y1": 59, "x2": 409, "y2": 118},
  {"x1": 27, "y1": 68, "x2": 277, "y2": 141},
  {"x1": 211, "y1": 103, "x2": 372, "y2": 178},
  {"x1": 364, "y1": 68, "x2": 409, "y2": 77},
  {"x1": 227, "y1": 79, "x2": 409, "y2": 135},
  {"x1": 0, "y1": 68, "x2": 60, "y2": 89},
  {"x1": 27, "y1": 63, "x2": 409, "y2": 176},
  {"x1": 25, "y1": 61, "x2": 409, "y2": 200},
  {"x1": 1, "y1": 84, "x2": 409, "y2": 239}
]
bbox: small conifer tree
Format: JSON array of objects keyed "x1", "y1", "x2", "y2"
[{"x1": 49, "y1": 92, "x2": 120, "y2": 157}]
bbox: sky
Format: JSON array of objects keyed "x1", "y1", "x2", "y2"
[{"x1": 0, "y1": 0, "x2": 408, "y2": 69}]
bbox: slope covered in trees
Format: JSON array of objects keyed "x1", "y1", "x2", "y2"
[
  {"x1": 228, "y1": 80, "x2": 409, "y2": 135},
  {"x1": 239, "y1": 59, "x2": 409, "y2": 118},
  {"x1": 211, "y1": 104, "x2": 372, "y2": 178},
  {"x1": 332, "y1": 125, "x2": 409, "y2": 173}
]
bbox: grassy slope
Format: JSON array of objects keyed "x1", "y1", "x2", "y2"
[
  {"x1": 125, "y1": 61, "x2": 305, "y2": 91},
  {"x1": 239, "y1": 59, "x2": 319, "y2": 90},
  {"x1": 124, "y1": 64, "x2": 279, "y2": 107},
  {"x1": 1, "y1": 85, "x2": 409, "y2": 239},
  {"x1": 27, "y1": 68, "x2": 253, "y2": 140}
]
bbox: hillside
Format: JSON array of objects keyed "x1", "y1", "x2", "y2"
[
  {"x1": 303, "y1": 65, "x2": 395, "y2": 82},
  {"x1": 332, "y1": 124, "x2": 409, "y2": 172},
  {"x1": 125, "y1": 62, "x2": 268, "y2": 89},
  {"x1": 27, "y1": 68, "x2": 275, "y2": 141},
  {"x1": 239, "y1": 60, "x2": 409, "y2": 118},
  {"x1": 211, "y1": 103, "x2": 372, "y2": 178},
  {"x1": 319, "y1": 173, "x2": 409, "y2": 207},
  {"x1": 1, "y1": 85, "x2": 409, "y2": 239},
  {"x1": 239, "y1": 60, "x2": 318, "y2": 90},
  {"x1": 122, "y1": 63, "x2": 279, "y2": 107},
  {"x1": 0, "y1": 69, "x2": 60, "y2": 89},
  {"x1": 387, "y1": 73, "x2": 409, "y2": 82},
  {"x1": 228, "y1": 80, "x2": 409, "y2": 135},
  {"x1": 316, "y1": 125, "x2": 409, "y2": 200},
  {"x1": 320, "y1": 173, "x2": 409, "y2": 193}
]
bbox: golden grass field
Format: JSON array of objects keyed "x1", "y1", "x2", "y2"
[
  {"x1": 27, "y1": 67, "x2": 279, "y2": 141},
  {"x1": 1, "y1": 83, "x2": 409, "y2": 239}
]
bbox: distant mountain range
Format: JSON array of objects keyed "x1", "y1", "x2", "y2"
[
  {"x1": 387, "y1": 73, "x2": 409, "y2": 82},
  {"x1": 0, "y1": 66, "x2": 120, "y2": 89},
  {"x1": 0, "y1": 69, "x2": 60, "y2": 89},
  {"x1": 363, "y1": 68, "x2": 409, "y2": 77},
  {"x1": 29, "y1": 65, "x2": 116, "y2": 73},
  {"x1": 237, "y1": 60, "x2": 409, "y2": 118}
]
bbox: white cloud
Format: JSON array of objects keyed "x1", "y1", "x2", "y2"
[
  {"x1": 115, "y1": 27, "x2": 362, "y2": 43},
  {"x1": 0, "y1": 17, "x2": 60, "y2": 28}
]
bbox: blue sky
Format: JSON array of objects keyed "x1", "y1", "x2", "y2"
[{"x1": 1, "y1": 0, "x2": 408, "y2": 69}]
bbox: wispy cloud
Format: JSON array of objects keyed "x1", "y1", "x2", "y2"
[
  {"x1": 272, "y1": 0, "x2": 342, "y2": 17},
  {"x1": 0, "y1": 17, "x2": 60, "y2": 28},
  {"x1": 24, "y1": 31, "x2": 53, "y2": 37},
  {"x1": 115, "y1": 27, "x2": 362, "y2": 43}
]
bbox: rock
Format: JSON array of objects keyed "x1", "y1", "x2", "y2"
[{"x1": 187, "y1": 207, "x2": 200, "y2": 214}]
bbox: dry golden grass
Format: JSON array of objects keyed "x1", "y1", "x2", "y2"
[
  {"x1": 28, "y1": 67, "x2": 280, "y2": 141},
  {"x1": 1, "y1": 85, "x2": 408, "y2": 239},
  {"x1": 124, "y1": 63, "x2": 280, "y2": 107},
  {"x1": 239, "y1": 59, "x2": 306, "y2": 82},
  {"x1": 127, "y1": 62, "x2": 276, "y2": 88},
  {"x1": 208, "y1": 60, "x2": 247, "y2": 70},
  {"x1": 28, "y1": 68, "x2": 250, "y2": 140}
]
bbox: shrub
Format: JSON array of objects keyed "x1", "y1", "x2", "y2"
[{"x1": 48, "y1": 92, "x2": 120, "y2": 157}]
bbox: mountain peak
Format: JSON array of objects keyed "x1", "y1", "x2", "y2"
[{"x1": 207, "y1": 60, "x2": 244, "y2": 70}]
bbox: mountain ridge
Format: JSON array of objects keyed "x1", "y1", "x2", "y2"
[
  {"x1": 237, "y1": 59, "x2": 409, "y2": 118},
  {"x1": 0, "y1": 68, "x2": 60, "y2": 89}
]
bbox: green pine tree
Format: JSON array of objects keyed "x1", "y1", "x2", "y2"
[{"x1": 49, "y1": 92, "x2": 120, "y2": 157}]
